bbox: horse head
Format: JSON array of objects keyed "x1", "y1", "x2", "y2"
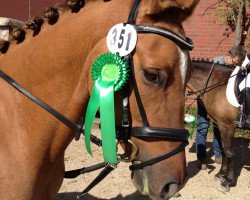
[
  {"x1": 122, "y1": 1, "x2": 198, "y2": 199},
  {"x1": 0, "y1": 0, "x2": 199, "y2": 199},
  {"x1": 85, "y1": 1, "x2": 199, "y2": 199}
]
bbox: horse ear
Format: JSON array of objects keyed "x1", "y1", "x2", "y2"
[{"x1": 142, "y1": 0, "x2": 200, "y2": 21}]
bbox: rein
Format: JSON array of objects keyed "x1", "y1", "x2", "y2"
[
  {"x1": 187, "y1": 64, "x2": 238, "y2": 100},
  {"x1": 0, "y1": 70, "x2": 101, "y2": 146},
  {"x1": 0, "y1": 0, "x2": 194, "y2": 198},
  {"x1": 198, "y1": 62, "x2": 216, "y2": 99}
]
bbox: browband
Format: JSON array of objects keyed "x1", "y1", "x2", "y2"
[{"x1": 134, "y1": 25, "x2": 193, "y2": 51}]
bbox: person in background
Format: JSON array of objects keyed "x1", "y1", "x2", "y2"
[
  {"x1": 196, "y1": 45, "x2": 247, "y2": 170},
  {"x1": 213, "y1": 45, "x2": 247, "y2": 66}
]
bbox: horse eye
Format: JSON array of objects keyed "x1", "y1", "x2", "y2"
[{"x1": 143, "y1": 69, "x2": 162, "y2": 85}]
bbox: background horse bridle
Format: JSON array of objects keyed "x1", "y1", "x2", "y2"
[{"x1": 0, "y1": 0, "x2": 194, "y2": 197}]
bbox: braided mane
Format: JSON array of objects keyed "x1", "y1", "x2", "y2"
[
  {"x1": 192, "y1": 57, "x2": 234, "y2": 69},
  {"x1": 0, "y1": 0, "x2": 87, "y2": 54},
  {"x1": 192, "y1": 58, "x2": 212, "y2": 63}
]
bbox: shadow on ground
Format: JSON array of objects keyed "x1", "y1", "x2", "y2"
[
  {"x1": 186, "y1": 136, "x2": 250, "y2": 186},
  {"x1": 57, "y1": 136, "x2": 249, "y2": 200},
  {"x1": 56, "y1": 191, "x2": 150, "y2": 200}
]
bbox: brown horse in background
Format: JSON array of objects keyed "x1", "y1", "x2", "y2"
[
  {"x1": 0, "y1": 0, "x2": 199, "y2": 199},
  {"x1": 188, "y1": 59, "x2": 241, "y2": 192}
]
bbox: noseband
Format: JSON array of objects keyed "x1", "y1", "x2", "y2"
[{"x1": 115, "y1": 0, "x2": 193, "y2": 170}]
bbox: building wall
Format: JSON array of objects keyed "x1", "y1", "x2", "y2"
[
  {"x1": 0, "y1": 0, "x2": 249, "y2": 59},
  {"x1": 183, "y1": 0, "x2": 250, "y2": 60},
  {"x1": 0, "y1": 0, "x2": 61, "y2": 21}
]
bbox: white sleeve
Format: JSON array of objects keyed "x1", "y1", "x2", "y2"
[{"x1": 241, "y1": 55, "x2": 250, "y2": 68}]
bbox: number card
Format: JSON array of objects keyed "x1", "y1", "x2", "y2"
[{"x1": 107, "y1": 23, "x2": 137, "y2": 57}]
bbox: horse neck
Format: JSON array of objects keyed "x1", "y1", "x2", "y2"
[
  {"x1": 0, "y1": 0, "x2": 132, "y2": 152},
  {"x1": 188, "y1": 61, "x2": 232, "y2": 92},
  {"x1": 0, "y1": 0, "x2": 131, "y2": 121}
]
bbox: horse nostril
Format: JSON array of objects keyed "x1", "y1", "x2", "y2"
[{"x1": 160, "y1": 182, "x2": 179, "y2": 199}]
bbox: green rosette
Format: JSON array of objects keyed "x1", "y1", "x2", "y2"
[{"x1": 84, "y1": 53, "x2": 129, "y2": 164}]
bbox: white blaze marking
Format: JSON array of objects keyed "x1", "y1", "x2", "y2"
[{"x1": 178, "y1": 48, "x2": 188, "y2": 86}]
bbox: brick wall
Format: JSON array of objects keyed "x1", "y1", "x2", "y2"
[
  {"x1": 3, "y1": 0, "x2": 248, "y2": 109},
  {"x1": 0, "y1": 0, "x2": 249, "y2": 60},
  {"x1": 0, "y1": 0, "x2": 61, "y2": 21},
  {"x1": 183, "y1": 0, "x2": 250, "y2": 60}
]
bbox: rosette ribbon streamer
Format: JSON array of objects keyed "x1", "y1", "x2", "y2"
[{"x1": 84, "y1": 53, "x2": 129, "y2": 164}]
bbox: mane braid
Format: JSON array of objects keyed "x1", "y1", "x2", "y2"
[
  {"x1": 0, "y1": 0, "x2": 86, "y2": 54},
  {"x1": 67, "y1": 0, "x2": 85, "y2": 13},
  {"x1": 25, "y1": 17, "x2": 44, "y2": 36},
  {"x1": 9, "y1": 27, "x2": 26, "y2": 43},
  {"x1": 192, "y1": 58, "x2": 212, "y2": 63},
  {"x1": 192, "y1": 58, "x2": 233, "y2": 68},
  {"x1": 43, "y1": 7, "x2": 60, "y2": 25},
  {"x1": 0, "y1": 40, "x2": 10, "y2": 54}
]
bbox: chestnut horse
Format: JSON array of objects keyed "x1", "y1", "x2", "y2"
[
  {"x1": 0, "y1": 0, "x2": 199, "y2": 199},
  {"x1": 188, "y1": 59, "x2": 240, "y2": 192}
]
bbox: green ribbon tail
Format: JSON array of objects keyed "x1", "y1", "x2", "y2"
[
  {"x1": 84, "y1": 53, "x2": 128, "y2": 164},
  {"x1": 84, "y1": 82, "x2": 100, "y2": 156},
  {"x1": 100, "y1": 82, "x2": 117, "y2": 164}
]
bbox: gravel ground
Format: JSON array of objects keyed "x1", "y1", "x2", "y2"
[{"x1": 57, "y1": 119, "x2": 250, "y2": 200}]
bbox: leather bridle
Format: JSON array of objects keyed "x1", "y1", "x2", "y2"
[{"x1": 116, "y1": 0, "x2": 193, "y2": 171}]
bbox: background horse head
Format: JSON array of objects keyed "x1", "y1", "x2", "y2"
[
  {"x1": 0, "y1": 0, "x2": 199, "y2": 199},
  {"x1": 188, "y1": 59, "x2": 239, "y2": 192}
]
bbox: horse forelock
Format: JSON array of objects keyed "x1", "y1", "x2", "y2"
[{"x1": 0, "y1": 0, "x2": 88, "y2": 54}]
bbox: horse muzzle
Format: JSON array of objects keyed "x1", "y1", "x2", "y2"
[{"x1": 131, "y1": 160, "x2": 184, "y2": 200}]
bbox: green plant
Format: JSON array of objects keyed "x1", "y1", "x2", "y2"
[
  {"x1": 236, "y1": 128, "x2": 250, "y2": 138},
  {"x1": 184, "y1": 107, "x2": 250, "y2": 139},
  {"x1": 212, "y1": 0, "x2": 250, "y2": 46},
  {"x1": 184, "y1": 107, "x2": 197, "y2": 139},
  {"x1": 214, "y1": 0, "x2": 239, "y2": 32},
  {"x1": 184, "y1": 107, "x2": 215, "y2": 138},
  {"x1": 185, "y1": 107, "x2": 197, "y2": 125}
]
